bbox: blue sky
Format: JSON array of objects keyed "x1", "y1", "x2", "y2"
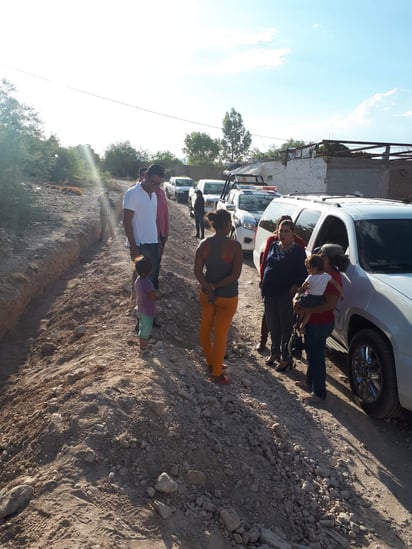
[{"x1": 1, "y1": 0, "x2": 411, "y2": 158}]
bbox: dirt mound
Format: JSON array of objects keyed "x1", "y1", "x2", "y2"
[{"x1": 0, "y1": 189, "x2": 411, "y2": 548}]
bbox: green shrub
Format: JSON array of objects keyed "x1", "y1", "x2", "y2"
[{"x1": 0, "y1": 178, "x2": 44, "y2": 233}]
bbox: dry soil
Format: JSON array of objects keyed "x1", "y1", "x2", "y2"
[{"x1": 0, "y1": 182, "x2": 411, "y2": 549}]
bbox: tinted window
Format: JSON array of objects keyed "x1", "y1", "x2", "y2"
[
  {"x1": 313, "y1": 215, "x2": 349, "y2": 252},
  {"x1": 204, "y1": 183, "x2": 224, "y2": 194},
  {"x1": 239, "y1": 195, "x2": 275, "y2": 211},
  {"x1": 259, "y1": 201, "x2": 300, "y2": 233},
  {"x1": 356, "y1": 218, "x2": 412, "y2": 273},
  {"x1": 294, "y1": 209, "x2": 321, "y2": 245},
  {"x1": 175, "y1": 179, "x2": 193, "y2": 187}
]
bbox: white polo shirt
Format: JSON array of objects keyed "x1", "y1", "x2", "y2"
[{"x1": 123, "y1": 183, "x2": 158, "y2": 245}]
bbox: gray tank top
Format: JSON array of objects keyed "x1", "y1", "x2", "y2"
[{"x1": 204, "y1": 236, "x2": 238, "y2": 298}]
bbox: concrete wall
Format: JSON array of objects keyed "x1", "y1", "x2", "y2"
[
  {"x1": 166, "y1": 165, "x2": 225, "y2": 182},
  {"x1": 249, "y1": 157, "x2": 412, "y2": 200},
  {"x1": 326, "y1": 157, "x2": 389, "y2": 197},
  {"x1": 250, "y1": 158, "x2": 328, "y2": 194},
  {"x1": 387, "y1": 161, "x2": 412, "y2": 200}
]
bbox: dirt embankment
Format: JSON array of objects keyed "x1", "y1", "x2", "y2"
[
  {"x1": 0, "y1": 188, "x2": 411, "y2": 549},
  {"x1": 0, "y1": 184, "x2": 124, "y2": 340}
]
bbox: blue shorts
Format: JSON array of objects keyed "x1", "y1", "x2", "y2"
[{"x1": 137, "y1": 312, "x2": 153, "y2": 340}]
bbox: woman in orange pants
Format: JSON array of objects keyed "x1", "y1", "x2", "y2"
[{"x1": 194, "y1": 209, "x2": 243, "y2": 384}]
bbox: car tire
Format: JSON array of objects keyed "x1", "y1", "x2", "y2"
[
  {"x1": 166, "y1": 190, "x2": 171, "y2": 199},
  {"x1": 348, "y1": 329, "x2": 400, "y2": 419}
]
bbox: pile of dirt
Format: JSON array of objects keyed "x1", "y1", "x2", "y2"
[{"x1": 0, "y1": 187, "x2": 411, "y2": 548}]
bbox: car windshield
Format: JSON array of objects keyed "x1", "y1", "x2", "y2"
[
  {"x1": 203, "y1": 183, "x2": 225, "y2": 194},
  {"x1": 175, "y1": 179, "x2": 193, "y2": 187},
  {"x1": 238, "y1": 195, "x2": 274, "y2": 212},
  {"x1": 356, "y1": 218, "x2": 412, "y2": 273}
]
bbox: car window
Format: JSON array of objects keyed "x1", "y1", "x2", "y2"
[
  {"x1": 294, "y1": 209, "x2": 321, "y2": 245},
  {"x1": 259, "y1": 201, "x2": 299, "y2": 234},
  {"x1": 356, "y1": 218, "x2": 412, "y2": 273},
  {"x1": 239, "y1": 195, "x2": 274, "y2": 211},
  {"x1": 204, "y1": 183, "x2": 224, "y2": 194},
  {"x1": 313, "y1": 215, "x2": 349, "y2": 252},
  {"x1": 175, "y1": 179, "x2": 193, "y2": 187}
]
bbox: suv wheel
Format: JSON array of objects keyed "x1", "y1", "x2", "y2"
[{"x1": 348, "y1": 329, "x2": 400, "y2": 419}]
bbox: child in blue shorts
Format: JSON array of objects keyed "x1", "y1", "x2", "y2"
[{"x1": 135, "y1": 256, "x2": 158, "y2": 353}]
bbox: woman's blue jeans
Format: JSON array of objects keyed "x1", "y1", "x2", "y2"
[{"x1": 305, "y1": 322, "x2": 334, "y2": 399}]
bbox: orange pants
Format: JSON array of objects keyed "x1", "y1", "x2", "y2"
[{"x1": 199, "y1": 292, "x2": 238, "y2": 377}]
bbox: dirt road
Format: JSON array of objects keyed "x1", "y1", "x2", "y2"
[{"x1": 0, "y1": 193, "x2": 411, "y2": 548}]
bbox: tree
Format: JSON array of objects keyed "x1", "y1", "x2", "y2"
[
  {"x1": 103, "y1": 141, "x2": 147, "y2": 178},
  {"x1": 0, "y1": 78, "x2": 43, "y2": 137},
  {"x1": 279, "y1": 139, "x2": 307, "y2": 151},
  {"x1": 150, "y1": 150, "x2": 184, "y2": 170},
  {"x1": 182, "y1": 132, "x2": 221, "y2": 165},
  {"x1": 221, "y1": 108, "x2": 252, "y2": 162},
  {"x1": 50, "y1": 146, "x2": 91, "y2": 185},
  {"x1": 318, "y1": 141, "x2": 351, "y2": 157},
  {"x1": 0, "y1": 79, "x2": 45, "y2": 183},
  {"x1": 249, "y1": 145, "x2": 280, "y2": 161}
]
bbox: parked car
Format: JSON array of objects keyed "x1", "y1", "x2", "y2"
[
  {"x1": 217, "y1": 188, "x2": 280, "y2": 251},
  {"x1": 253, "y1": 193, "x2": 412, "y2": 419},
  {"x1": 188, "y1": 179, "x2": 226, "y2": 216},
  {"x1": 164, "y1": 177, "x2": 194, "y2": 203}
]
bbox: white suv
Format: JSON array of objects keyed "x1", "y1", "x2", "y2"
[{"x1": 254, "y1": 194, "x2": 412, "y2": 419}]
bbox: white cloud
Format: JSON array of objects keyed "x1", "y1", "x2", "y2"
[
  {"x1": 194, "y1": 28, "x2": 278, "y2": 50},
  {"x1": 346, "y1": 89, "x2": 398, "y2": 126},
  {"x1": 248, "y1": 88, "x2": 411, "y2": 148},
  {"x1": 191, "y1": 48, "x2": 290, "y2": 75}
]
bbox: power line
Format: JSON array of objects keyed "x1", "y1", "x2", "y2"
[{"x1": 0, "y1": 64, "x2": 288, "y2": 142}]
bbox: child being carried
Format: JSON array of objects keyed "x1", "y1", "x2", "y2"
[{"x1": 296, "y1": 254, "x2": 343, "y2": 333}]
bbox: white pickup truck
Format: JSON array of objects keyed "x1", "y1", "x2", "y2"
[
  {"x1": 188, "y1": 179, "x2": 226, "y2": 216},
  {"x1": 164, "y1": 176, "x2": 194, "y2": 203}
]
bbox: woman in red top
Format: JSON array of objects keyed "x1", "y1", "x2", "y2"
[{"x1": 294, "y1": 244, "x2": 349, "y2": 404}]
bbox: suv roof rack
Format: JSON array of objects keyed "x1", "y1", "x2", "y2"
[
  {"x1": 284, "y1": 193, "x2": 410, "y2": 208},
  {"x1": 284, "y1": 192, "x2": 368, "y2": 208}
]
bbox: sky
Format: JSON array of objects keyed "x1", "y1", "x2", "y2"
[{"x1": 1, "y1": 0, "x2": 412, "y2": 160}]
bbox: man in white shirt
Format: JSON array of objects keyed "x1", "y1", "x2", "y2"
[{"x1": 123, "y1": 164, "x2": 165, "y2": 289}]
